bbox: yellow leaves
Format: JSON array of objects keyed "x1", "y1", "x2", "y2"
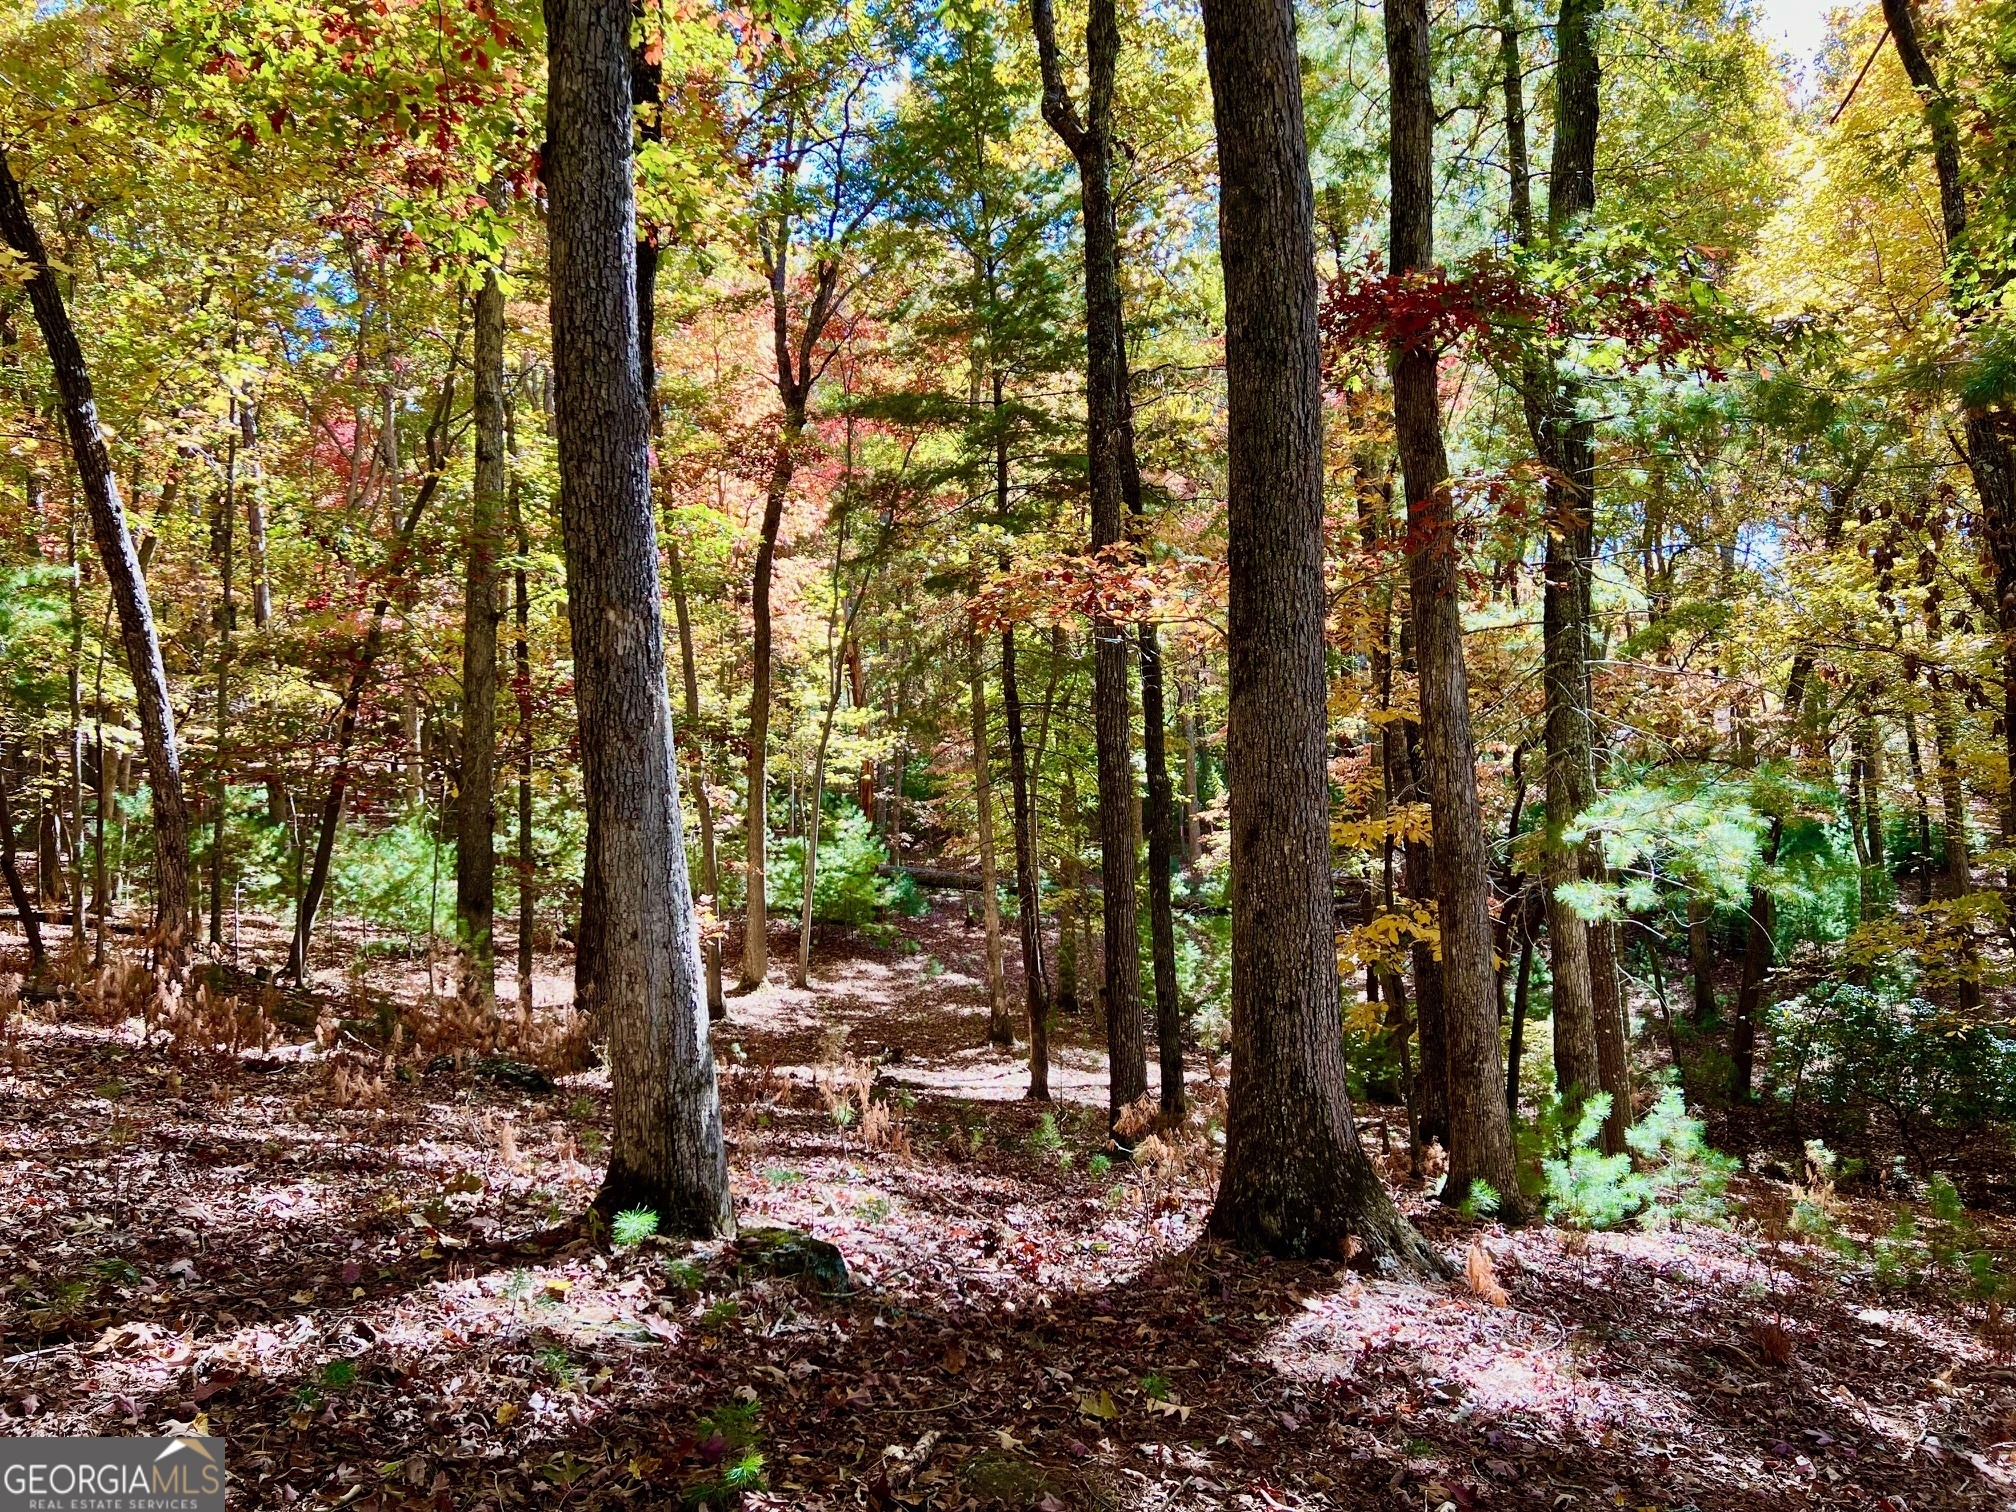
[
  {"x1": 1330, "y1": 802, "x2": 1431, "y2": 852},
  {"x1": 1076, "y1": 1388, "x2": 1118, "y2": 1421},
  {"x1": 0, "y1": 244, "x2": 34, "y2": 287},
  {"x1": 494, "y1": 1401, "x2": 518, "y2": 1425},
  {"x1": 1339, "y1": 904, "x2": 1440, "y2": 972}
]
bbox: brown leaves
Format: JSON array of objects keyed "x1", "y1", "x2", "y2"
[{"x1": 1463, "y1": 1242, "x2": 1510, "y2": 1308}]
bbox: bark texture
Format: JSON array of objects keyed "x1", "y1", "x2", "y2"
[
  {"x1": 1386, "y1": 0, "x2": 1526, "y2": 1219},
  {"x1": 546, "y1": 0, "x2": 732, "y2": 1233},
  {"x1": 0, "y1": 148, "x2": 192, "y2": 960},
  {"x1": 1201, "y1": 0, "x2": 1440, "y2": 1270}
]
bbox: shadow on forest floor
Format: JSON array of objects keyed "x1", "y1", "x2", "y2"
[{"x1": 2, "y1": 899, "x2": 2014, "y2": 1510}]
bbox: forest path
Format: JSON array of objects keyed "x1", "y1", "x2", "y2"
[{"x1": 0, "y1": 903, "x2": 2011, "y2": 1510}]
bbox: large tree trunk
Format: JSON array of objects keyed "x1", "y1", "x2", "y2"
[
  {"x1": 969, "y1": 627, "x2": 1012, "y2": 1042},
  {"x1": 457, "y1": 255, "x2": 507, "y2": 1017},
  {"x1": 546, "y1": 0, "x2": 731, "y2": 1233},
  {"x1": 1031, "y1": 0, "x2": 1146, "y2": 1130},
  {"x1": 1386, "y1": 0, "x2": 1525, "y2": 1218},
  {"x1": 0, "y1": 149, "x2": 192, "y2": 962},
  {"x1": 1201, "y1": 0, "x2": 1440, "y2": 1269}
]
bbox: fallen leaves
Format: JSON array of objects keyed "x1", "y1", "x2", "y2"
[{"x1": 1464, "y1": 1242, "x2": 1510, "y2": 1308}]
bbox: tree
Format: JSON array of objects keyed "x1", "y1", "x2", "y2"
[
  {"x1": 545, "y1": 0, "x2": 731, "y2": 1230},
  {"x1": 726, "y1": 3, "x2": 892, "y2": 991},
  {"x1": 1028, "y1": 0, "x2": 1147, "y2": 1131},
  {"x1": 1384, "y1": 0, "x2": 1526, "y2": 1218},
  {"x1": 457, "y1": 213, "x2": 508, "y2": 1019},
  {"x1": 0, "y1": 147, "x2": 193, "y2": 963},
  {"x1": 1200, "y1": 0, "x2": 1439, "y2": 1269}
]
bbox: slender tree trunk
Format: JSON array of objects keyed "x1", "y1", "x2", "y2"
[
  {"x1": 1396, "y1": 688, "x2": 1449, "y2": 1148},
  {"x1": 547, "y1": 0, "x2": 731, "y2": 1232},
  {"x1": 0, "y1": 757, "x2": 45, "y2": 975},
  {"x1": 1687, "y1": 891, "x2": 1716, "y2": 1023},
  {"x1": 1858, "y1": 719, "x2": 1886, "y2": 911},
  {"x1": 1003, "y1": 626, "x2": 1051, "y2": 1098},
  {"x1": 1140, "y1": 622, "x2": 1183, "y2": 1116},
  {"x1": 244, "y1": 405, "x2": 271, "y2": 631},
  {"x1": 67, "y1": 510, "x2": 84, "y2": 954},
  {"x1": 1386, "y1": 0, "x2": 1524, "y2": 1218},
  {"x1": 1905, "y1": 708, "x2": 1935, "y2": 901},
  {"x1": 209, "y1": 415, "x2": 238, "y2": 948},
  {"x1": 969, "y1": 626, "x2": 1012, "y2": 1041},
  {"x1": 668, "y1": 543, "x2": 725, "y2": 1017},
  {"x1": 457, "y1": 254, "x2": 507, "y2": 1016},
  {"x1": 288, "y1": 354, "x2": 460, "y2": 979},
  {"x1": 508, "y1": 399, "x2": 537, "y2": 1013},
  {"x1": 1181, "y1": 687, "x2": 1202, "y2": 872},
  {"x1": 741, "y1": 423, "x2": 799, "y2": 990},
  {"x1": 1201, "y1": 0, "x2": 1441, "y2": 1268},
  {"x1": 1031, "y1": 0, "x2": 1146, "y2": 1130},
  {"x1": 1116, "y1": 330, "x2": 1183, "y2": 1115},
  {"x1": 1506, "y1": 920, "x2": 1534, "y2": 1116}
]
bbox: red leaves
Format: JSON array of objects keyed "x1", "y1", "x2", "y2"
[
  {"x1": 1321, "y1": 248, "x2": 1733, "y2": 383},
  {"x1": 1321, "y1": 259, "x2": 1528, "y2": 359}
]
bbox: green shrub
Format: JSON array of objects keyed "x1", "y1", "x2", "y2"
[
  {"x1": 765, "y1": 807, "x2": 923, "y2": 925},
  {"x1": 1525, "y1": 1087, "x2": 1733, "y2": 1230},
  {"x1": 1768, "y1": 979, "x2": 2016, "y2": 1141}
]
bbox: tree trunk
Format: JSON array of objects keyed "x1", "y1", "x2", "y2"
[
  {"x1": 0, "y1": 149, "x2": 193, "y2": 963},
  {"x1": 1687, "y1": 892, "x2": 1716, "y2": 1023},
  {"x1": 1200, "y1": 0, "x2": 1441, "y2": 1269},
  {"x1": 1031, "y1": 0, "x2": 1146, "y2": 1131},
  {"x1": 1396, "y1": 688, "x2": 1449, "y2": 1149},
  {"x1": 0, "y1": 757, "x2": 46, "y2": 975},
  {"x1": 1181, "y1": 688, "x2": 1202, "y2": 872},
  {"x1": 457, "y1": 255, "x2": 507, "y2": 1017},
  {"x1": 1386, "y1": 0, "x2": 1525, "y2": 1218},
  {"x1": 67, "y1": 511, "x2": 85, "y2": 954},
  {"x1": 1506, "y1": 922, "x2": 1534, "y2": 1116},
  {"x1": 969, "y1": 627, "x2": 1012, "y2": 1042},
  {"x1": 1003, "y1": 626, "x2": 1051, "y2": 1099},
  {"x1": 244, "y1": 405, "x2": 272, "y2": 630},
  {"x1": 508, "y1": 398, "x2": 537, "y2": 1013},
  {"x1": 547, "y1": 0, "x2": 731, "y2": 1233},
  {"x1": 668, "y1": 542, "x2": 725, "y2": 1018},
  {"x1": 1140, "y1": 623, "x2": 1183, "y2": 1117},
  {"x1": 209, "y1": 415, "x2": 238, "y2": 948}
]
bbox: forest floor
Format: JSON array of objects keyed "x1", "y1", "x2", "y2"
[{"x1": 3, "y1": 898, "x2": 2016, "y2": 1510}]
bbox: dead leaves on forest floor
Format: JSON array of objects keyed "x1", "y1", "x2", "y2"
[{"x1": 2, "y1": 907, "x2": 2016, "y2": 1509}]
